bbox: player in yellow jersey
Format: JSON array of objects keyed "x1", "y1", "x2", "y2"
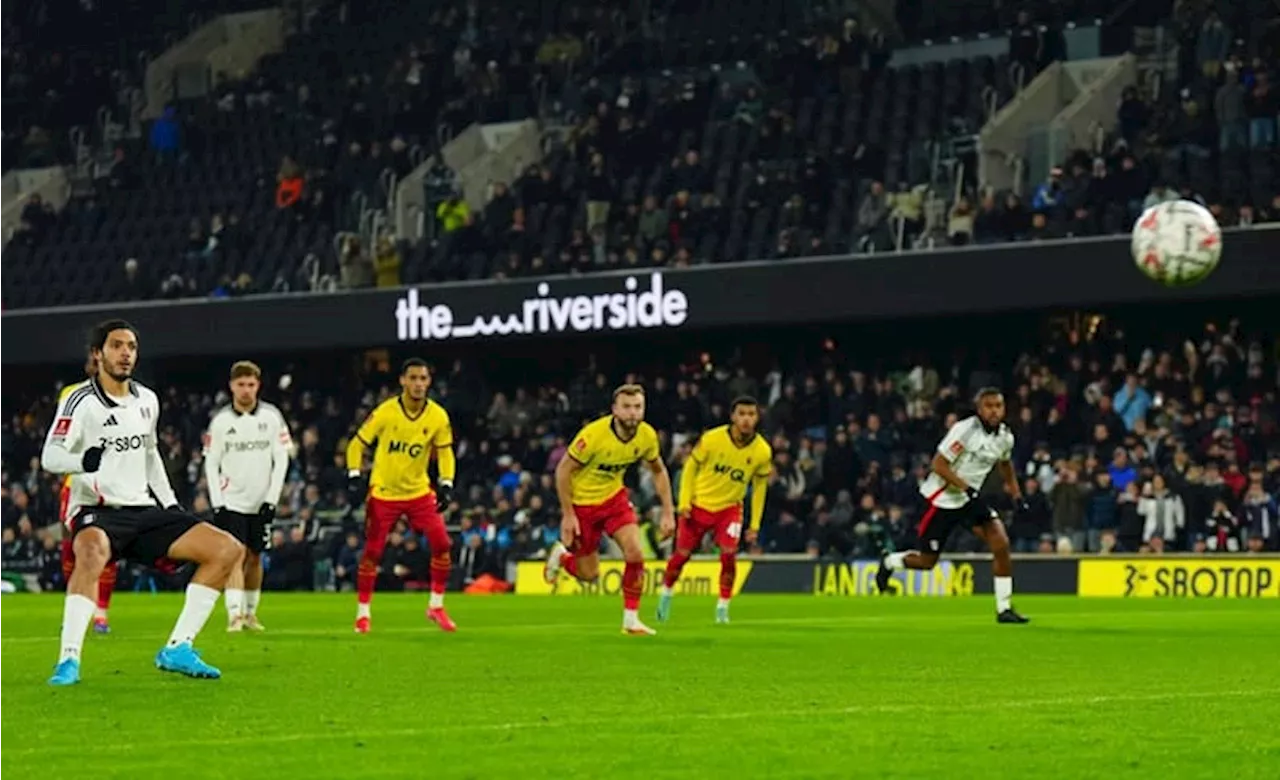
[
  {"x1": 657, "y1": 397, "x2": 771, "y2": 624},
  {"x1": 345, "y1": 358, "x2": 457, "y2": 634},
  {"x1": 544, "y1": 384, "x2": 676, "y2": 635}
]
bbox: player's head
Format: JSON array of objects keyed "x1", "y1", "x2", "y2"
[
  {"x1": 88, "y1": 319, "x2": 138, "y2": 382},
  {"x1": 729, "y1": 396, "x2": 760, "y2": 438},
  {"x1": 974, "y1": 387, "x2": 1005, "y2": 430},
  {"x1": 229, "y1": 360, "x2": 262, "y2": 408},
  {"x1": 611, "y1": 384, "x2": 646, "y2": 433},
  {"x1": 400, "y1": 358, "x2": 431, "y2": 401}
]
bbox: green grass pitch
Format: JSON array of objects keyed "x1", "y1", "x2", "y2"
[{"x1": 3, "y1": 593, "x2": 1279, "y2": 778}]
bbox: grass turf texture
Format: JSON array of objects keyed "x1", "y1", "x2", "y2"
[{"x1": 3, "y1": 594, "x2": 1279, "y2": 778}]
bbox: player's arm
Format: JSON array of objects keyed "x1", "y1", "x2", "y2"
[
  {"x1": 345, "y1": 406, "x2": 384, "y2": 477},
  {"x1": 266, "y1": 409, "x2": 291, "y2": 507},
  {"x1": 996, "y1": 432, "x2": 1022, "y2": 503},
  {"x1": 432, "y1": 413, "x2": 456, "y2": 506},
  {"x1": 554, "y1": 442, "x2": 587, "y2": 545},
  {"x1": 203, "y1": 417, "x2": 226, "y2": 510},
  {"x1": 931, "y1": 424, "x2": 975, "y2": 496},
  {"x1": 748, "y1": 462, "x2": 772, "y2": 537},
  {"x1": 676, "y1": 439, "x2": 706, "y2": 515},
  {"x1": 40, "y1": 388, "x2": 92, "y2": 475},
  {"x1": 144, "y1": 399, "x2": 180, "y2": 509}
]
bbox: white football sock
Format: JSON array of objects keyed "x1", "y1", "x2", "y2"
[
  {"x1": 245, "y1": 589, "x2": 261, "y2": 616},
  {"x1": 428, "y1": 591, "x2": 444, "y2": 609},
  {"x1": 59, "y1": 594, "x2": 96, "y2": 663},
  {"x1": 884, "y1": 551, "x2": 909, "y2": 570},
  {"x1": 167, "y1": 583, "x2": 220, "y2": 647},
  {"x1": 995, "y1": 576, "x2": 1013, "y2": 612},
  {"x1": 623, "y1": 608, "x2": 640, "y2": 627},
  {"x1": 224, "y1": 588, "x2": 244, "y2": 619},
  {"x1": 94, "y1": 607, "x2": 109, "y2": 621},
  {"x1": 660, "y1": 585, "x2": 674, "y2": 597},
  {"x1": 357, "y1": 602, "x2": 371, "y2": 620},
  {"x1": 717, "y1": 598, "x2": 730, "y2": 609}
]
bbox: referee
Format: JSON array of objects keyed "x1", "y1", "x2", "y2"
[{"x1": 43, "y1": 320, "x2": 242, "y2": 685}]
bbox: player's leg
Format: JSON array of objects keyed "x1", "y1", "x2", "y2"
[
  {"x1": 224, "y1": 545, "x2": 248, "y2": 631},
  {"x1": 610, "y1": 523, "x2": 655, "y2": 635},
  {"x1": 50, "y1": 526, "x2": 113, "y2": 685},
  {"x1": 408, "y1": 495, "x2": 456, "y2": 632},
  {"x1": 94, "y1": 563, "x2": 118, "y2": 634},
  {"x1": 242, "y1": 549, "x2": 265, "y2": 630},
  {"x1": 875, "y1": 507, "x2": 950, "y2": 594},
  {"x1": 355, "y1": 498, "x2": 394, "y2": 631},
  {"x1": 156, "y1": 519, "x2": 243, "y2": 678},
  {"x1": 545, "y1": 506, "x2": 604, "y2": 584},
  {"x1": 657, "y1": 513, "x2": 707, "y2": 622},
  {"x1": 972, "y1": 518, "x2": 1030, "y2": 623},
  {"x1": 712, "y1": 514, "x2": 744, "y2": 624}
]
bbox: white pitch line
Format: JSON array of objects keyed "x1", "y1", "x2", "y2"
[
  {"x1": 1, "y1": 608, "x2": 1264, "y2": 644},
  {"x1": 7, "y1": 689, "x2": 1273, "y2": 757}
]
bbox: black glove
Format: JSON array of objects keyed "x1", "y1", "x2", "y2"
[
  {"x1": 436, "y1": 480, "x2": 454, "y2": 509},
  {"x1": 258, "y1": 503, "x2": 276, "y2": 522},
  {"x1": 347, "y1": 470, "x2": 365, "y2": 506},
  {"x1": 964, "y1": 486, "x2": 981, "y2": 501},
  {"x1": 81, "y1": 446, "x2": 104, "y2": 473}
]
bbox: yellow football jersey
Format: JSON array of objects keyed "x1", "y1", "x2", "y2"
[
  {"x1": 566, "y1": 415, "x2": 661, "y2": 506},
  {"x1": 347, "y1": 397, "x2": 454, "y2": 501},
  {"x1": 679, "y1": 425, "x2": 772, "y2": 529}
]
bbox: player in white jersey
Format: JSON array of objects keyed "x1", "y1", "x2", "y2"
[
  {"x1": 43, "y1": 319, "x2": 243, "y2": 686},
  {"x1": 875, "y1": 388, "x2": 1030, "y2": 623},
  {"x1": 204, "y1": 360, "x2": 291, "y2": 632}
]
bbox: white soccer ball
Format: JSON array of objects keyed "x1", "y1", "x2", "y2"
[{"x1": 1130, "y1": 200, "x2": 1222, "y2": 287}]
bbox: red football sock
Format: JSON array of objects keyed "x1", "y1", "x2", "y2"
[
  {"x1": 562, "y1": 551, "x2": 581, "y2": 579},
  {"x1": 719, "y1": 553, "x2": 736, "y2": 600},
  {"x1": 97, "y1": 563, "x2": 118, "y2": 610},
  {"x1": 663, "y1": 551, "x2": 690, "y2": 588},
  {"x1": 622, "y1": 561, "x2": 644, "y2": 611},
  {"x1": 429, "y1": 551, "x2": 450, "y2": 596},
  {"x1": 357, "y1": 557, "x2": 378, "y2": 606}
]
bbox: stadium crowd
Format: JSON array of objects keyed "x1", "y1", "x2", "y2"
[
  {"x1": 3, "y1": 313, "x2": 1277, "y2": 592},
  {"x1": 8, "y1": 0, "x2": 1277, "y2": 310}
]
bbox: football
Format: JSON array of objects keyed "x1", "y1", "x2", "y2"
[{"x1": 1130, "y1": 200, "x2": 1223, "y2": 287}]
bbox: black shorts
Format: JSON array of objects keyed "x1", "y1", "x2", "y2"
[
  {"x1": 71, "y1": 506, "x2": 200, "y2": 565},
  {"x1": 917, "y1": 500, "x2": 999, "y2": 553},
  {"x1": 215, "y1": 509, "x2": 271, "y2": 553}
]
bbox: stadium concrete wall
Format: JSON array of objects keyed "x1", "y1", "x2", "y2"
[
  {"x1": 514, "y1": 555, "x2": 1280, "y2": 599},
  {"x1": 5, "y1": 226, "x2": 1279, "y2": 365}
]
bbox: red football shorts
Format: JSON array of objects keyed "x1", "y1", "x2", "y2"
[
  {"x1": 365, "y1": 494, "x2": 448, "y2": 550},
  {"x1": 677, "y1": 505, "x2": 743, "y2": 552},
  {"x1": 570, "y1": 489, "x2": 637, "y2": 555}
]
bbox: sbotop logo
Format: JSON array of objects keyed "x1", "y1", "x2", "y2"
[{"x1": 394, "y1": 272, "x2": 689, "y2": 341}]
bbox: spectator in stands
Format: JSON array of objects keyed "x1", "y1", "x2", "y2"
[
  {"x1": 1242, "y1": 482, "x2": 1277, "y2": 551},
  {"x1": 1196, "y1": 12, "x2": 1231, "y2": 81},
  {"x1": 1011, "y1": 477, "x2": 1052, "y2": 552},
  {"x1": 1031, "y1": 167, "x2": 1066, "y2": 216},
  {"x1": 1140, "y1": 474, "x2": 1186, "y2": 546},
  {"x1": 1247, "y1": 71, "x2": 1276, "y2": 149},
  {"x1": 1216, "y1": 66, "x2": 1249, "y2": 152},
  {"x1": 856, "y1": 180, "x2": 890, "y2": 250},
  {"x1": 999, "y1": 192, "x2": 1031, "y2": 241},
  {"x1": 115, "y1": 258, "x2": 151, "y2": 301},
  {"x1": 1117, "y1": 86, "x2": 1149, "y2": 146},
  {"x1": 1167, "y1": 91, "x2": 1214, "y2": 166},
  {"x1": 1205, "y1": 499, "x2": 1243, "y2": 552},
  {"x1": 149, "y1": 106, "x2": 181, "y2": 164},
  {"x1": 947, "y1": 196, "x2": 975, "y2": 246},
  {"x1": 1051, "y1": 465, "x2": 1088, "y2": 552},
  {"x1": 339, "y1": 236, "x2": 372, "y2": 289},
  {"x1": 1113, "y1": 374, "x2": 1153, "y2": 432},
  {"x1": 889, "y1": 184, "x2": 925, "y2": 247},
  {"x1": 436, "y1": 191, "x2": 470, "y2": 233},
  {"x1": 1086, "y1": 470, "x2": 1119, "y2": 552},
  {"x1": 1009, "y1": 10, "x2": 1042, "y2": 83},
  {"x1": 276, "y1": 156, "x2": 305, "y2": 210},
  {"x1": 373, "y1": 236, "x2": 401, "y2": 288},
  {"x1": 585, "y1": 153, "x2": 612, "y2": 232}
]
